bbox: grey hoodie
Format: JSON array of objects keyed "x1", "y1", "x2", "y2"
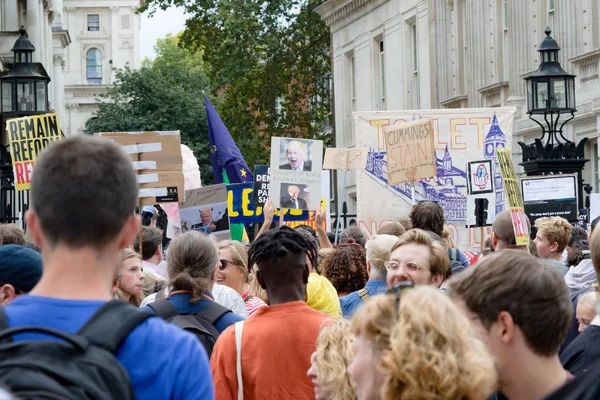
[{"x1": 564, "y1": 259, "x2": 597, "y2": 295}]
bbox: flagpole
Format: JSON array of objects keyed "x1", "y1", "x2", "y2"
[{"x1": 334, "y1": 170, "x2": 347, "y2": 245}]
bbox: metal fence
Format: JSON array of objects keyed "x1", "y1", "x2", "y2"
[{"x1": 0, "y1": 146, "x2": 29, "y2": 229}]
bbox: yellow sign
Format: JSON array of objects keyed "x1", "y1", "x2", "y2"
[
  {"x1": 6, "y1": 113, "x2": 62, "y2": 191},
  {"x1": 497, "y1": 148, "x2": 530, "y2": 246}
]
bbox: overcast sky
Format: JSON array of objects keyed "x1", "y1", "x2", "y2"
[{"x1": 140, "y1": 7, "x2": 187, "y2": 61}]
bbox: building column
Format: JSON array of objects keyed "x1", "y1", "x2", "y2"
[
  {"x1": 65, "y1": 103, "x2": 79, "y2": 136},
  {"x1": 132, "y1": 6, "x2": 141, "y2": 68},
  {"x1": 4, "y1": 0, "x2": 19, "y2": 31},
  {"x1": 53, "y1": 54, "x2": 65, "y2": 124},
  {"x1": 26, "y1": 0, "x2": 41, "y2": 62}
]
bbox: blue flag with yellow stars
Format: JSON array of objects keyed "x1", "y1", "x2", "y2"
[{"x1": 205, "y1": 95, "x2": 252, "y2": 184}]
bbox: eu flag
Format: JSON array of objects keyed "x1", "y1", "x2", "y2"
[{"x1": 205, "y1": 95, "x2": 252, "y2": 184}]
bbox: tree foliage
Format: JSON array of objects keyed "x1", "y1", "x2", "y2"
[
  {"x1": 138, "y1": 0, "x2": 333, "y2": 168},
  {"x1": 85, "y1": 34, "x2": 215, "y2": 183}
]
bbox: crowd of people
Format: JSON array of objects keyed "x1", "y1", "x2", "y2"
[{"x1": 1, "y1": 135, "x2": 600, "y2": 399}]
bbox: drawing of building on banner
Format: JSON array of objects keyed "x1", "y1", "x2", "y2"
[
  {"x1": 483, "y1": 114, "x2": 507, "y2": 215},
  {"x1": 365, "y1": 145, "x2": 467, "y2": 221}
]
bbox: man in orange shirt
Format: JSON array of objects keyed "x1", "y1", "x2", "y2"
[{"x1": 211, "y1": 227, "x2": 332, "y2": 399}]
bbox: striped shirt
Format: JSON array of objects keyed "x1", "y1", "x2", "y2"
[{"x1": 242, "y1": 292, "x2": 268, "y2": 317}]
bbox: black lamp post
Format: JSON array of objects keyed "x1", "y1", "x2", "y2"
[
  {"x1": 0, "y1": 25, "x2": 50, "y2": 116},
  {"x1": 518, "y1": 27, "x2": 588, "y2": 211}
]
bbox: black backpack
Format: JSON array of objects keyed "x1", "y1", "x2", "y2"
[
  {"x1": 0, "y1": 300, "x2": 153, "y2": 400},
  {"x1": 148, "y1": 299, "x2": 230, "y2": 357}
]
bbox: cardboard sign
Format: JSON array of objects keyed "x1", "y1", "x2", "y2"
[
  {"x1": 520, "y1": 175, "x2": 578, "y2": 223},
  {"x1": 227, "y1": 182, "x2": 310, "y2": 224},
  {"x1": 384, "y1": 118, "x2": 436, "y2": 184},
  {"x1": 467, "y1": 159, "x2": 494, "y2": 194},
  {"x1": 323, "y1": 148, "x2": 368, "y2": 171},
  {"x1": 252, "y1": 165, "x2": 270, "y2": 207},
  {"x1": 269, "y1": 137, "x2": 323, "y2": 210},
  {"x1": 285, "y1": 170, "x2": 331, "y2": 230},
  {"x1": 180, "y1": 184, "x2": 231, "y2": 241},
  {"x1": 6, "y1": 113, "x2": 63, "y2": 190},
  {"x1": 97, "y1": 131, "x2": 184, "y2": 206},
  {"x1": 497, "y1": 148, "x2": 530, "y2": 246}
]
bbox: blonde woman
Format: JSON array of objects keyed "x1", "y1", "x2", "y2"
[
  {"x1": 217, "y1": 240, "x2": 267, "y2": 316},
  {"x1": 114, "y1": 248, "x2": 144, "y2": 307},
  {"x1": 348, "y1": 284, "x2": 496, "y2": 400},
  {"x1": 307, "y1": 319, "x2": 355, "y2": 400}
]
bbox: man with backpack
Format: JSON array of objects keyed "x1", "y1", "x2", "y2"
[{"x1": 0, "y1": 137, "x2": 213, "y2": 400}]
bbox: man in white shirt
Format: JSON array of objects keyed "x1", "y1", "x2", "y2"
[{"x1": 133, "y1": 226, "x2": 167, "y2": 278}]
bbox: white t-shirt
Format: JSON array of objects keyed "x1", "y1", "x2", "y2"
[{"x1": 140, "y1": 283, "x2": 248, "y2": 318}]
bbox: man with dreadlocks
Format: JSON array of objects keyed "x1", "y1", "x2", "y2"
[{"x1": 210, "y1": 227, "x2": 333, "y2": 399}]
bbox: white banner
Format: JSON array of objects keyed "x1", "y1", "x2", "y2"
[{"x1": 354, "y1": 108, "x2": 516, "y2": 250}]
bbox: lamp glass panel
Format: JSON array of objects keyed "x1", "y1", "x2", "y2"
[
  {"x1": 535, "y1": 80, "x2": 549, "y2": 110},
  {"x1": 36, "y1": 81, "x2": 46, "y2": 111},
  {"x1": 17, "y1": 80, "x2": 35, "y2": 112},
  {"x1": 551, "y1": 79, "x2": 566, "y2": 109},
  {"x1": 2, "y1": 81, "x2": 13, "y2": 112}
]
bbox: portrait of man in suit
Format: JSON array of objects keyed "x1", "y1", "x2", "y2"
[
  {"x1": 280, "y1": 185, "x2": 308, "y2": 210},
  {"x1": 279, "y1": 140, "x2": 312, "y2": 172},
  {"x1": 191, "y1": 208, "x2": 217, "y2": 234}
]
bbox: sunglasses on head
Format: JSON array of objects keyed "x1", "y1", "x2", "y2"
[{"x1": 386, "y1": 281, "x2": 415, "y2": 311}]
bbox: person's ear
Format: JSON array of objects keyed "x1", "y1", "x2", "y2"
[
  {"x1": 496, "y1": 310, "x2": 516, "y2": 346},
  {"x1": 550, "y1": 241, "x2": 559, "y2": 253},
  {"x1": 366, "y1": 260, "x2": 372, "y2": 274},
  {"x1": 303, "y1": 265, "x2": 310, "y2": 284},
  {"x1": 155, "y1": 245, "x2": 162, "y2": 257},
  {"x1": 431, "y1": 273, "x2": 443, "y2": 288},
  {"x1": 25, "y1": 210, "x2": 42, "y2": 248},
  {"x1": 257, "y1": 270, "x2": 267, "y2": 290},
  {"x1": 491, "y1": 231, "x2": 498, "y2": 249},
  {"x1": 120, "y1": 215, "x2": 141, "y2": 250},
  {"x1": 0, "y1": 284, "x2": 18, "y2": 306}
]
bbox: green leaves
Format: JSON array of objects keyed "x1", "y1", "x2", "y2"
[
  {"x1": 85, "y1": 35, "x2": 215, "y2": 184},
  {"x1": 137, "y1": 0, "x2": 333, "y2": 167}
]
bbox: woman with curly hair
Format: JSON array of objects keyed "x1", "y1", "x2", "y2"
[
  {"x1": 348, "y1": 284, "x2": 496, "y2": 400},
  {"x1": 307, "y1": 319, "x2": 355, "y2": 400},
  {"x1": 321, "y1": 242, "x2": 368, "y2": 297}
]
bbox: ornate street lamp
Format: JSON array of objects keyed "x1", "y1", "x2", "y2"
[
  {"x1": 0, "y1": 25, "x2": 50, "y2": 116},
  {"x1": 519, "y1": 27, "x2": 588, "y2": 210}
]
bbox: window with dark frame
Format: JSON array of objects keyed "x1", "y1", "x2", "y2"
[{"x1": 88, "y1": 14, "x2": 99, "y2": 31}]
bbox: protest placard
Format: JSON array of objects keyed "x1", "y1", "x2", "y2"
[
  {"x1": 465, "y1": 193, "x2": 496, "y2": 228},
  {"x1": 227, "y1": 182, "x2": 310, "y2": 224},
  {"x1": 497, "y1": 148, "x2": 530, "y2": 246},
  {"x1": 384, "y1": 118, "x2": 436, "y2": 185},
  {"x1": 179, "y1": 184, "x2": 230, "y2": 241},
  {"x1": 520, "y1": 175, "x2": 578, "y2": 223},
  {"x1": 252, "y1": 165, "x2": 270, "y2": 207},
  {"x1": 6, "y1": 113, "x2": 62, "y2": 190},
  {"x1": 467, "y1": 159, "x2": 494, "y2": 195},
  {"x1": 323, "y1": 148, "x2": 368, "y2": 171},
  {"x1": 97, "y1": 131, "x2": 185, "y2": 206},
  {"x1": 285, "y1": 171, "x2": 331, "y2": 230},
  {"x1": 269, "y1": 137, "x2": 323, "y2": 210}
]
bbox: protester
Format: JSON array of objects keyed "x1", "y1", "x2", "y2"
[
  {"x1": 409, "y1": 202, "x2": 469, "y2": 268},
  {"x1": 340, "y1": 234, "x2": 398, "y2": 318},
  {"x1": 576, "y1": 289, "x2": 597, "y2": 333},
  {"x1": 339, "y1": 225, "x2": 367, "y2": 248},
  {"x1": 143, "y1": 231, "x2": 244, "y2": 353},
  {"x1": 307, "y1": 319, "x2": 355, "y2": 400},
  {"x1": 490, "y1": 210, "x2": 530, "y2": 251},
  {"x1": 0, "y1": 245, "x2": 42, "y2": 305},
  {"x1": 386, "y1": 229, "x2": 450, "y2": 289},
  {"x1": 348, "y1": 284, "x2": 496, "y2": 400},
  {"x1": 133, "y1": 226, "x2": 167, "y2": 278},
  {"x1": 217, "y1": 240, "x2": 268, "y2": 316},
  {"x1": 113, "y1": 248, "x2": 145, "y2": 307},
  {"x1": 534, "y1": 216, "x2": 572, "y2": 276},
  {"x1": 376, "y1": 221, "x2": 406, "y2": 237},
  {"x1": 397, "y1": 216, "x2": 411, "y2": 231},
  {"x1": 0, "y1": 223, "x2": 26, "y2": 246},
  {"x1": 211, "y1": 227, "x2": 333, "y2": 399},
  {"x1": 320, "y1": 242, "x2": 368, "y2": 297},
  {"x1": 448, "y1": 250, "x2": 573, "y2": 400},
  {"x1": 0, "y1": 136, "x2": 213, "y2": 399},
  {"x1": 564, "y1": 218, "x2": 600, "y2": 295}
]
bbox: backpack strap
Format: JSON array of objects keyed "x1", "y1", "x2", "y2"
[
  {"x1": 77, "y1": 300, "x2": 153, "y2": 353},
  {"x1": 0, "y1": 305, "x2": 9, "y2": 331},
  {"x1": 148, "y1": 299, "x2": 180, "y2": 321},
  {"x1": 195, "y1": 302, "x2": 231, "y2": 325},
  {"x1": 357, "y1": 288, "x2": 370, "y2": 302}
]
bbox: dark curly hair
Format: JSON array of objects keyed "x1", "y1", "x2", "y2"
[{"x1": 321, "y1": 242, "x2": 368, "y2": 295}]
